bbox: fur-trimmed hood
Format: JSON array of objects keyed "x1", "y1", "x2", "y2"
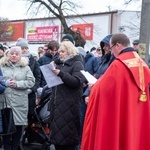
[{"x1": 0, "y1": 56, "x2": 29, "y2": 67}]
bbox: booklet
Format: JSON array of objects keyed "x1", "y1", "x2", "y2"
[
  {"x1": 40, "y1": 63, "x2": 63, "y2": 88},
  {"x1": 80, "y1": 70, "x2": 97, "y2": 84}
]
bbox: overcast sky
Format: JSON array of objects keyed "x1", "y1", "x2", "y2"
[{"x1": 0, "y1": 0, "x2": 141, "y2": 20}]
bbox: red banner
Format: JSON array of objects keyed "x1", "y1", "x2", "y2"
[
  {"x1": 0, "y1": 22, "x2": 24, "y2": 41},
  {"x1": 27, "y1": 26, "x2": 59, "y2": 42},
  {"x1": 72, "y1": 23, "x2": 93, "y2": 40}
]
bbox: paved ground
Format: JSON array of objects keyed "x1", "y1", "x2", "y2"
[
  {"x1": 23, "y1": 143, "x2": 55, "y2": 150},
  {"x1": 0, "y1": 143, "x2": 55, "y2": 150}
]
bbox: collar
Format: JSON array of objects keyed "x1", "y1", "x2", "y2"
[{"x1": 119, "y1": 47, "x2": 136, "y2": 55}]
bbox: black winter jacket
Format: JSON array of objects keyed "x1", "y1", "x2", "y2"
[
  {"x1": 50, "y1": 55, "x2": 84, "y2": 145},
  {"x1": 94, "y1": 52, "x2": 115, "y2": 79},
  {"x1": 28, "y1": 55, "x2": 41, "y2": 115},
  {"x1": 83, "y1": 34, "x2": 115, "y2": 97}
]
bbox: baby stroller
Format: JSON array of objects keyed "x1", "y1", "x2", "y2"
[{"x1": 22, "y1": 85, "x2": 52, "y2": 150}]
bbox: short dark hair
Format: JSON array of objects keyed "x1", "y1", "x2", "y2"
[
  {"x1": 111, "y1": 33, "x2": 130, "y2": 47},
  {"x1": 48, "y1": 40, "x2": 59, "y2": 50}
]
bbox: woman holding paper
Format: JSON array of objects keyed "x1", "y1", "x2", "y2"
[{"x1": 49, "y1": 41, "x2": 84, "y2": 150}]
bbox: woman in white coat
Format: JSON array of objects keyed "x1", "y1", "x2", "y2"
[{"x1": 0, "y1": 46, "x2": 35, "y2": 150}]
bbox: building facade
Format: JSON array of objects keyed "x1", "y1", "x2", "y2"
[{"x1": 0, "y1": 10, "x2": 141, "y2": 52}]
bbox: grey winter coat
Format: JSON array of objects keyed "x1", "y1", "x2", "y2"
[{"x1": 0, "y1": 57, "x2": 35, "y2": 125}]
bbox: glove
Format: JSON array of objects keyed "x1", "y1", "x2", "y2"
[
  {"x1": 36, "y1": 87, "x2": 43, "y2": 97},
  {"x1": 27, "y1": 89, "x2": 32, "y2": 94},
  {"x1": 4, "y1": 79, "x2": 10, "y2": 87},
  {"x1": 4, "y1": 79, "x2": 17, "y2": 88}
]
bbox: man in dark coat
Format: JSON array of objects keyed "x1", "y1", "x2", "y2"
[
  {"x1": 38, "y1": 40, "x2": 59, "y2": 87},
  {"x1": 83, "y1": 34, "x2": 115, "y2": 102},
  {"x1": 94, "y1": 34, "x2": 115, "y2": 78}
]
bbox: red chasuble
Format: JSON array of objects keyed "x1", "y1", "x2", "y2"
[{"x1": 81, "y1": 52, "x2": 150, "y2": 150}]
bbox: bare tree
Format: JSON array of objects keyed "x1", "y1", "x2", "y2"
[
  {"x1": 123, "y1": 0, "x2": 141, "y2": 5},
  {"x1": 25, "y1": 0, "x2": 86, "y2": 47}
]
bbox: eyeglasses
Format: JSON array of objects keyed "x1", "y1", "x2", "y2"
[
  {"x1": 109, "y1": 44, "x2": 116, "y2": 51},
  {"x1": 97, "y1": 48, "x2": 101, "y2": 51}
]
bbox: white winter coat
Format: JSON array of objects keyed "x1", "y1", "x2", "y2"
[{"x1": 0, "y1": 57, "x2": 35, "y2": 125}]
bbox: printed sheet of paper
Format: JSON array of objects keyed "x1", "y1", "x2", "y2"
[
  {"x1": 40, "y1": 64, "x2": 63, "y2": 88},
  {"x1": 80, "y1": 70, "x2": 97, "y2": 84}
]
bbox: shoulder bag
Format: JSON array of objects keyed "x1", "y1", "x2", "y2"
[{"x1": 0, "y1": 94, "x2": 16, "y2": 135}]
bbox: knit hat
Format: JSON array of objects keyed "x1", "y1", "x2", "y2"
[
  {"x1": 8, "y1": 46, "x2": 22, "y2": 56},
  {"x1": 62, "y1": 34, "x2": 74, "y2": 44},
  {"x1": 0, "y1": 44, "x2": 4, "y2": 52},
  {"x1": 3, "y1": 45, "x2": 9, "y2": 50},
  {"x1": 30, "y1": 51, "x2": 39, "y2": 59},
  {"x1": 90, "y1": 47, "x2": 96, "y2": 52},
  {"x1": 133, "y1": 39, "x2": 139, "y2": 44},
  {"x1": 16, "y1": 38, "x2": 29, "y2": 48}
]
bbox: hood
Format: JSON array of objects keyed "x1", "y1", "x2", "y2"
[
  {"x1": 100, "y1": 34, "x2": 113, "y2": 56},
  {"x1": 0, "y1": 56, "x2": 29, "y2": 67},
  {"x1": 77, "y1": 46, "x2": 86, "y2": 57}
]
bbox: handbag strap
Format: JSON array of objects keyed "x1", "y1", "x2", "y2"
[{"x1": 3, "y1": 93, "x2": 7, "y2": 108}]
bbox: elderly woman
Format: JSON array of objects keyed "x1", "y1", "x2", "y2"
[
  {"x1": 49, "y1": 41, "x2": 84, "y2": 150},
  {"x1": 16, "y1": 38, "x2": 41, "y2": 122},
  {"x1": 0, "y1": 46, "x2": 35, "y2": 150}
]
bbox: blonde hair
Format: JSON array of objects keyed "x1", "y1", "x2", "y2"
[{"x1": 59, "y1": 41, "x2": 78, "y2": 56}]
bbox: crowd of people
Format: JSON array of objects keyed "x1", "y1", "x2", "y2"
[{"x1": 0, "y1": 33, "x2": 150, "y2": 150}]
